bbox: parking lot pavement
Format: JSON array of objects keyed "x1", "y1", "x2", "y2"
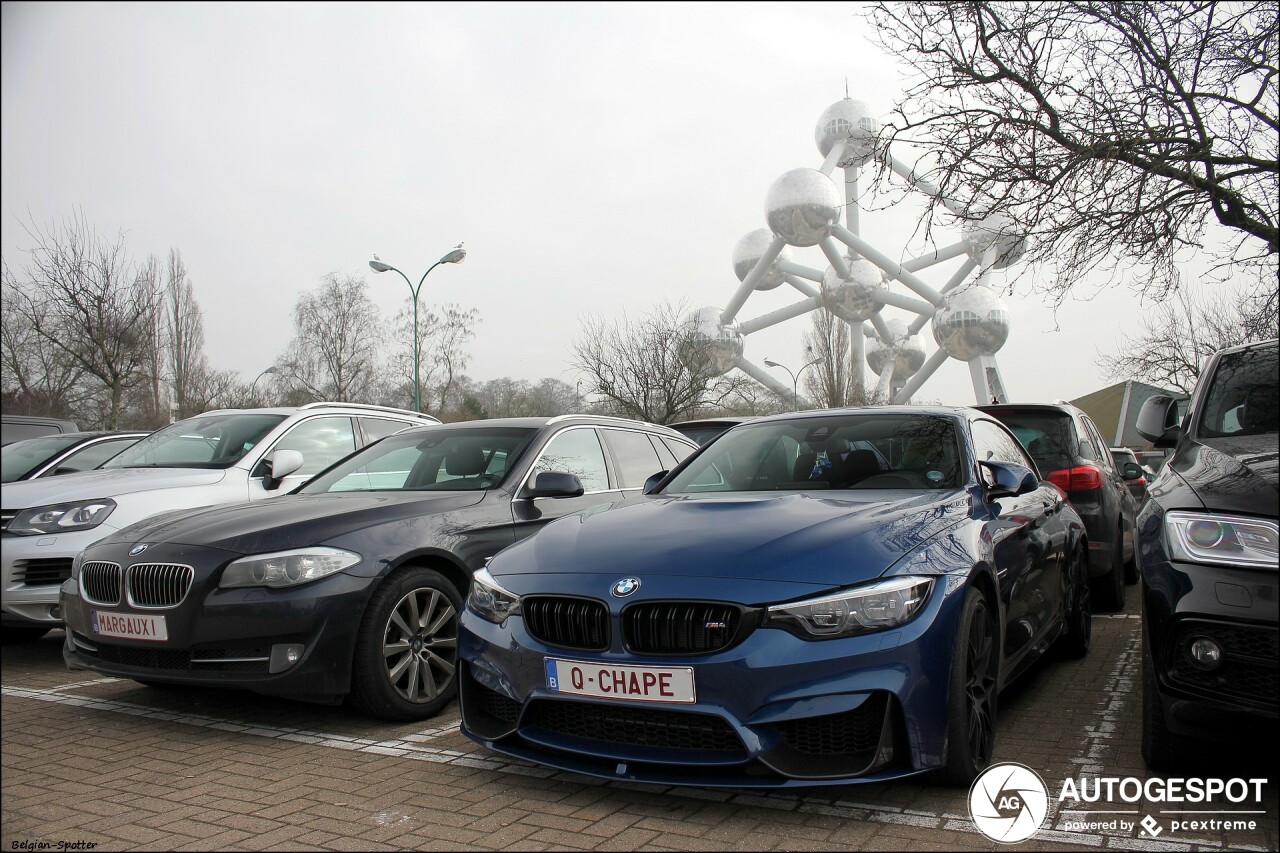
[{"x1": 2, "y1": 595, "x2": 1276, "y2": 853}]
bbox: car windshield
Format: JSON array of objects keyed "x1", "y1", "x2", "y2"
[
  {"x1": 103, "y1": 414, "x2": 285, "y2": 469},
  {"x1": 1198, "y1": 343, "x2": 1279, "y2": 439},
  {"x1": 299, "y1": 427, "x2": 538, "y2": 493},
  {"x1": 0, "y1": 434, "x2": 85, "y2": 482},
  {"x1": 662, "y1": 414, "x2": 962, "y2": 494}
]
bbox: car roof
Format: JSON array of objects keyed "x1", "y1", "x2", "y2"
[
  {"x1": 378, "y1": 415, "x2": 693, "y2": 440},
  {"x1": 976, "y1": 402, "x2": 1081, "y2": 415},
  {"x1": 741, "y1": 405, "x2": 977, "y2": 427},
  {"x1": 1214, "y1": 337, "x2": 1278, "y2": 357}
]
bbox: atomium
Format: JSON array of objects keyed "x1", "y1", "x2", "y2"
[{"x1": 707, "y1": 93, "x2": 1025, "y2": 406}]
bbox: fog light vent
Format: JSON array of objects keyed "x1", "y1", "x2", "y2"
[
  {"x1": 269, "y1": 643, "x2": 305, "y2": 673},
  {"x1": 1188, "y1": 636, "x2": 1222, "y2": 669}
]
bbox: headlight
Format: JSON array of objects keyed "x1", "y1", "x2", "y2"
[
  {"x1": 467, "y1": 567, "x2": 521, "y2": 624},
  {"x1": 218, "y1": 547, "x2": 360, "y2": 589},
  {"x1": 766, "y1": 576, "x2": 934, "y2": 639},
  {"x1": 8, "y1": 499, "x2": 116, "y2": 535},
  {"x1": 1165, "y1": 511, "x2": 1278, "y2": 569}
]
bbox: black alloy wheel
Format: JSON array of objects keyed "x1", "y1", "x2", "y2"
[
  {"x1": 349, "y1": 567, "x2": 462, "y2": 721},
  {"x1": 937, "y1": 587, "x2": 999, "y2": 787},
  {"x1": 1057, "y1": 547, "x2": 1092, "y2": 659},
  {"x1": 1093, "y1": 526, "x2": 1127, "y2": 612}
]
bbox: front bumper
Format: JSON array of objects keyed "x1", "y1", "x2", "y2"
[
  {"x1": 457, "y1": 576, "x2": 967, "y2": 787},
  {"x1": 1141, "y1": 543, "x2": 1278, "y2": 741},
  {"x1": 60, "y1": 542, "x2": 380, "y2": 703},
  {"x1": 1, "y1": 527, "x2": 110, "y2": 627}
]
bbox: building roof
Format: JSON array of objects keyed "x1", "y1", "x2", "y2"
[{"x1": 1071, "y1": 380, "x2": 1179, "y2": 447}]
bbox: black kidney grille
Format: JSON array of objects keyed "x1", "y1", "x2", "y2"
[
  {"x1": 623, "y1": 602, "x2": 742, "y2": 654},
  {"x1": 773, "y1": 693, "x2": 889, "y2": 756},
  {"x1": 80, "y1": 562, "x2": 122, "y2": 606},
  {"x1": 126, "y1": 563, "x2": 194, "y2": 608},
  {"x1": 13, "y1": 558, "x2": 74, "y2": 586},
  {"x1": 524, "y1": 699, "x2": 744, "y2": 754},
  {"x1": 522, "y1": 596, "x2": 609, "y2": 650}
]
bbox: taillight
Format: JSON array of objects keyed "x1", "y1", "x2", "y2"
[{"x1": 1046, "y1": 465, "x2": 1105, "y2": 493}]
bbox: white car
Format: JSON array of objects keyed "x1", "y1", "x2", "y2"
[{"x1": 0, "y1": 402, "x2": 437, "y2": 642}]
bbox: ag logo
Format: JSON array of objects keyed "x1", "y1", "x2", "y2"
[
  {"x1": 129, "y1": 544, "x2": 149, "y2": 556},
  {"x1": 968, "y1": 762, "x2": 1049, "y2": 843},
  {"x1": 610, "y1": 577, "x2": 640, "y2": 598}
]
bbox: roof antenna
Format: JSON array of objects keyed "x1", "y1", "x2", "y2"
[{"x1": 845, "y1": 77, "x2": 850, "y2": 99}]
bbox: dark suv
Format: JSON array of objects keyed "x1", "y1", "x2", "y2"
[
  {"x1": 978, "y1": 403, "x2": 1138, "y2": 611},
  {"x1": 60, "y1": 416, "x2": 697, "y2": 721},
  {"x1": 1134, "y1": 338, "x2": 1278, "y2": 770}
]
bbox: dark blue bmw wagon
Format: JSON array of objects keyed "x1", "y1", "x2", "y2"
[{"x1": 458, "y1": 407, "x2": 1090, "y2": 787}]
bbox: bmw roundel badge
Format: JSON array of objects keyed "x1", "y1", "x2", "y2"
[
  {"x1": 611, "y1": 577, "x2": 641, "y2": 598},
  {"x1": 129, "y1": 543, "x2": 149, "y2": 556}
]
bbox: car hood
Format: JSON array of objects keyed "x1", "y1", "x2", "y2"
[
  {"x1": 0, "y1": 466, "x2": 228, "y2": 507},
  {"x1": 492, "y1": 491, "x2": 968, "y2": 590},
  {"x1": 96, "y1": 491, "x2": 488, "y2": 554},
  {"x1": 1172, "y1": 435, "x2": 1279, "y2": 516}
]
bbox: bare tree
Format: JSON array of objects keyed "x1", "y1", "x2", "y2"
[
  {"x1": 0, "y1": 270, "x2": 86, "y2": 418},
  {"x1": 572, "y1": 301, "x2": 759, "y2": 424},
  {"x1": 1097, "y1": 283, "x2": 1279, "y2": 394},
  {"x1": 162, "y1": 249, "x2": 212, "y2": 420},
  {"x1": 862, "y1": 2, "x2": 1278, "y2": 304},
  {"x1": 802, "y1": 311, "x2": 853, "y2": 408},
  {"x1": 277, "y1": 273, "x2": 386, "y2": 403},
  {"x1": 3, "y1": 212, "x2": 165, "y2": 428},
  {"x1": 390, "y1": 302, "x2": 481, "y2": 415}
]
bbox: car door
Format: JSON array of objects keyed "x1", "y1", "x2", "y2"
[
  {"x1": 972, "y1": 419, "x2": 1064, "y2": 671},
  {"x1": 510, "y1": 426, "x2": 625, "y2": 541},
  {"x1": 599, "y1": 427, "x2": 671, "y2": 504}
]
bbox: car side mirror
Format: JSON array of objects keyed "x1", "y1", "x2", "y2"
[
  {"x1": 979, "y1": 460, "x2": 1038, "y2": 498},
  {"x1": 264, "y1": 449, "x2": 304, "y2": 490},
  {"x1": 642, "y1": 471, "x2": 668, "y2": 495},
  {"x1": 1136, "y1": 395, "x2": 1183, "y2": 447},
  {"x1": 1121, "y1": 462, "x2": 1144, "y2": 480},
  {"x1": 523, "y1": 471, "x2": 585, "y2": 499}
]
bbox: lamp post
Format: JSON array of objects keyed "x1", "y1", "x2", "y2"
[
  {"x1": 764, "y1": 356, "x2": 822, "y2": 410},
  {"x1": 369, "y1": 244, "x2": 467, "y2": 413},
  {"x1": 249, "y1": 366, "x2": 278, "y2": 400}
]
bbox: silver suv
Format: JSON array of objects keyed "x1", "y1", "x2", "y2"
[{"x1": 1, "y1": 403, "x2": 437, "y2": 641}]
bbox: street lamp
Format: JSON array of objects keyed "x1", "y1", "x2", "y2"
[
  {"x1": 249, "y1": 366, "x2": 278, "y2": 399},
  {"x1": 369, "y1": 244, "x2": 467, "y2": 413},
  {"x1": 764, "y1": 356, "x2": 822, "y2": 410}
]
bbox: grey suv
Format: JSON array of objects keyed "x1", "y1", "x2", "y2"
[{"x1": 1, "y1": 403, "x2": 436, "y2": 642}]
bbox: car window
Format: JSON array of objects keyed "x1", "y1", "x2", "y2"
[
  {"x1": 55, "y1": 437, "x2": 141, "y2": 474},
  {"x1": 651, "y1": 435, "x2": 679, "y2": 470},
  {"x1": 530, "y1": 427, "x2": 610, "y2": 493},
  {"x1": 1, "y1": 435, "x2": 85, "y2": 482},
  {"x1": 601, "y1": 428, "x2": 665, "y2": 489},
  {"x1": 105, "y1": 414, "x2": 285, "y2": 469},
  {"x1": 302, "y1": 427, "x2": 537, "y2": 493},
  {"x1": 980, "y1": 409, "x2": 1075, "y2": 473},
  {"x1": 661, "y1": 436, "x2": 696, "y2": 463},
  {"x1": 1080, "y1": 416, "x2": 1113, "y2": 470},
  {"x1": 663, "y1": 414, "x2": 959, "y2": 493},
  {"x1": 360, "y1": 417, "x2": 413, "y2": 445},
  {"x1": 261, "y1": 416, "x2": 356, "y2": 478},
  {"x1": 1198, "y1": 344, "x2": 1279, "y2": 438},
  {"x1": 972, "y1": 419, "x2": 1036, "y2": 477}
]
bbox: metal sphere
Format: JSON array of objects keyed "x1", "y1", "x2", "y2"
[
  {"x1": 821, "y1": 259, "x2": 882, "y2": 322},
  {"x1": 931, "y1": 285, "x2": 1012, "y2": 360},
  {"x1": 732, "y1": 228, "x2": 792, "y2": 291},
  {"x1": 684, "y1": 306, "x2": 743, "y2": 376},
  {"x1": 961, "y1": 212, "x2": 1027, "y2": 269},
  {"x1": 764, "y1": 168, "x2": 842, "y2": 248},
  {"x1": 814, "y1": 99, "x2": 881, "y2": 168},
  {"x1": 866, "y1": 319, "x2": 926, "y2": 378}
]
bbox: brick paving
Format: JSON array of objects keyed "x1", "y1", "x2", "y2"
[{"x1": 2, "y1": 594, "x2": 1276, "y2": 852}]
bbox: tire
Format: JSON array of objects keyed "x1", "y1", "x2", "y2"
[
  {"x1": 1, "y1": 626, "x2": 50, "y2": 644},
  {"x1": 348, "y1": 566, "x2": 462, "y2": 722},
  {"x1": 935, "y1": 587, "x2": 999, "y2": 787},
  {"x1": 1092, "y1": 528, "x2": 1126, "y2": 612},
  {"x1": 1056, "y1": 548, "x2": 1091, "y2": 659},
  {"x1": 1141, "y1": 627, "x2": 1194, "y2": 772}
]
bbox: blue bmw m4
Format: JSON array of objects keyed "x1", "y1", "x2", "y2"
[{"x1": 458, "y1": 407, "x2": 1090, "y2": 787}]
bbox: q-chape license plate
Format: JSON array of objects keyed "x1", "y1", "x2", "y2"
[
  {"x1": 91, "y1": 610, "x2": 168, "y2": 642},
  {"x1": 545, "y1": 658, "x2": 695, "y2": 703}
]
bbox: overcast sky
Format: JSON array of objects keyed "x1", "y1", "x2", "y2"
[{"x1": 0, "y1": 2, "x2": 1219, "y2": 409}]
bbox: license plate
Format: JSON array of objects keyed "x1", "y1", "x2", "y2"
[
  {"x1": 90, "y1": 610, "x2": 168, "y2": 642},
  {"x1": 545, "y1": 658, "x2": 695, "y2": 703}
]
